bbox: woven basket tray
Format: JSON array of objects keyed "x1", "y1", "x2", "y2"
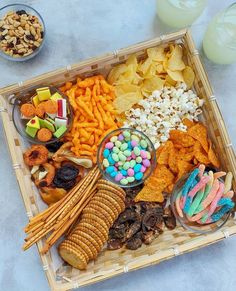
[{"x1": 0, "y1": 29, "x2": 236, "y2": 291}]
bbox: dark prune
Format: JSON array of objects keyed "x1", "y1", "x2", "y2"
[
  {"x1": 16, "y1": 10, "x2": 27, "y2": 15},
  {"x1": 53, "y1": 176, "x2": 76, "y2": 190},
  {"x1": 56, "y1": 165, "x2": 79, "y2": 181},
  {"x1": 26, "y1": 34, "x2": 35, "y2": 41},
  {"x1": 46, "y1": 141, "x2": 64, "y2": 153}
]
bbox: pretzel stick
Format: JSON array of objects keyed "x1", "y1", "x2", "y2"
[{"x1": 23, "y1": 167, "x2": 100, "y2": 252}]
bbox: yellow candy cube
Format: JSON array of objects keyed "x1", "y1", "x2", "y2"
[{"x1": 36, "y1": 87, "x2": 51, "y2": 101}]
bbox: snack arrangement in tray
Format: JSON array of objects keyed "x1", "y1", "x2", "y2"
[{"x1": 19, "y1": 42, "x2": 235, "y2": 271}]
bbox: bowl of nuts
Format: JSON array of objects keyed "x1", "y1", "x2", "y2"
[{"x1": 0, "y1": 4, "x2": 45, "y2": 61}]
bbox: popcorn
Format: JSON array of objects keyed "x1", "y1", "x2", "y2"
[{"x1": 124, "y1": 83, "x2": 204, "y2": 149}]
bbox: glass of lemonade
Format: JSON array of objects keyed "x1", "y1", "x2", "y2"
[
  {"x1": 203, "y1": 3, "x2": 236, "y2": 64},
  {"x1": 156, "y1": 0, "x2": 207, "y2": 28}
]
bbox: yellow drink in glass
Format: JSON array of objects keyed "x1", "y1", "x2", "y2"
[
  {"x1": 156, "y1": 0, "x2": 207, "y2": 28},
  {"x1": 203, "y1": 3, "x2": 236, "y2": 64}
]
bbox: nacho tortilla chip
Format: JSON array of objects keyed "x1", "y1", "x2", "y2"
[
  {"x1": 188, "y1": 123, "x2": 209, "y2": 152},
  {"x1": 134, "y1": 186, "x2": 164, "y2": 203},
  {"x1": 194, "y1": 141, "x2": 210, "y2": 164},
  {"x1": 182, "y1": 118, "x2": 196, "y2": 128},
  {"x1": 169, "y1": 130, "x2": 195, "y2": 147},
  {"x1": 157, "y1": 141, "x2": 173, "y2": 165},
  {"x1": 208, "y1": 140, "x2": 220, "y2": 168},
  {"x1": 168, "y1": 146, "x2": 178, "y2": 173},
  {"x1": 176, "y1": 160, "x2": 194, "y2": 180}
]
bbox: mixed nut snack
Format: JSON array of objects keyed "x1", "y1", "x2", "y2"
[{"x1": 0, "y1": 10, "x2": 44, "y2": 58}]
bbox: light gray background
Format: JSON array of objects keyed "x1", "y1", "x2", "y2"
[{"x1": 0, "y1": 0, "x2": 236, "y2": 291}]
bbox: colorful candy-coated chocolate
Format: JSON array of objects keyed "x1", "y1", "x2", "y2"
[
  {"x1": 140, "y1": 139, "x2": 147, "y2": 148},
  {"x1": 105, "y1": 142, "x2": 114, "y2": 149},
  {"x1": 131, "y1": 134, "x2": 139, "y2": 142},
  {"x1": 130, "y1": 160, "x2": 136, "y2": 168},
  {"x1": 118, "y1": 152, "x2": 126, "y2": 162},
  {"x1": 115, "y1": 173, "x2": 123, "y2": 182},
  {"x1": 123, "y1": 162, "x2": 130, "y2": 170},
  {"x1": 126, "y1": 156, "x2": 132, "y2": 161},
  {"x1": 127, "y1": 168, "x2": 134, "y2": 176},
  {"x1": 118, "y1": 134, "x2": 124, "y2": 141},
  {"x1": 142, "y1": 159, "x2": 151, "y2": 168},
  {"x1": 140, "y1": 166, "x2": 146, "y2": 173},
  {"x1": 131, "y1": 140, "x2": 138, "y2": 147},
  {"x1": 112, "y1": 153, "x2": 119, "y2": 162},
  {"x1": 120, "y1": 178, "x2": 128, "y2": 185},
  {"x1": 131, "y1": 152, "x2": 136, "y2": 159},
  {"x1": 127, "y1": 176, "x2": 135, "y2": 183},
  {"x1": 120, "y1": 143, "x2": 128, "y2": 151},
  {"x1": 123, "y1": 130, "x2": 131, "y2": 138},
  {"x1": 103, "y1": 148, "x2": 110, "y2": 158},
  {"x1": 110, "y1": 136, "x2": 118, "y2": 143},
  {"x1": 133, "y1": 146, "x2": 140, "y2": 156},
  {"x1": 121, "y1": 169, "x2": 127, "y2": 176},
  {"x1": 103, "y1": 159, "x2": 109, "y2": 168},
  {"x1": 110, "y1": 171, "x2": 117, "y2": 178},
  {"x1": 140, "y1": 150, "x2": 147, "y2": 159},
  {"x1": 108, "y1": 155, "x2": 115, "y2": 165},
  {"x1": 115, "y1": 140, "x2": 122, "y2": 148},
  {"x1": 135, "y1": 172, "x2": 143, "y2": 180},
  {"x1": 112, "y1": 146, "x2": 119, "y2": 154},
  {"x1": 136, "y1": 156, "x2": 142, "y2": 164},
  {"x1": 106, "y1": 166, "x2": 115, "y2": 174},
  {"x1": 134, "y1": 164, "x2": 142, "y2": 173},
  {"x1": 124, "y1": 150, "x2": 131, "y2": 157},
  {"x1": 146, "y1": 152, "x2": 151, "y2": 160}
]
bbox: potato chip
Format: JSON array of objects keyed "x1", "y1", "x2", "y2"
[
  {"x1": 169, "y1": 130, "x2": 195, "y2": 147},
  {"x1": 168, "y1": 45, "x2": 186, "y2": 71},
  {"x1": 115, "y1": 84, "x2": 141, "y2": 96},
  {"x1": 193, "y1": 141, "x2": 210, "y2": 164},
  {"x1": 107, "y1": 64, "x2": 127, "y2": 84},
  {"x1": 144, "y1": 64, "x2": 158, "y2": 79},
  {"x1": 147, "y1": 46, "x2": 166, "y2": 62},
  {"x1": 188, "y1": 123, "x2": 209, "y2": 152},
  {"x1": 138, "y1": 58, "x2": 152, "y2": 75},
  {"x1": 208, "y1": 140, "x2": 220, "y2": 168},
  {"x1": 183, "y1": 66, "x2": 195, "y2": 89},
  {"x1": 113, "y1": 92, "x2": 142, "y2": 113},
  {"x1": 157, "y1": 141, "x2": 173, "y2": 164},
  {"x1": 141, "y1": 76, "x2": 165, "y2": 95},
  {"x1": 126, "y1": 54, "x2": 138, "y2": 70},
  {"x1": 165, "y1": 75, "x2": 177, "y2": 87},
  {"x1": 167, "y1": 69, "x2": 184, "y2": 82}
]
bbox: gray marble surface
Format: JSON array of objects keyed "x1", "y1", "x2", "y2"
[{"x1": 0, "y1": 0, "x2": 236, "y2": 291}]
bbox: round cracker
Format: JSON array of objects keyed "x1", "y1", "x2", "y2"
[
  {"x1": 59, "y1": 245, "x2": 87, "y2": 270},
  {"x1": 91, "y1": 196, "x2": 120, "y2": 218},
  {"x1": 73, "y1": 226, "x2": 104, "y2": 252},
  {"x1": 83, "y1": 205, "x2": 114, "y2": 226},
  {"x1": 87, "y1": 200, "x2": 117, "y2": 221},
  {"x1": 60, "y1": 240, "x2": 90, "y2": 262},
  {"x1": 82, "y1": 212, "x2": 111, "y2": 229},
  {"x1": 75, "y1": 222, "x2": 108, "y2": 243},
  {"x1": 68, "y1": 235, "x2": 95, "y2": 259},
  {"x1": 71, "y1": 230, "x2": 102, "y2": 252},
  {"x1": 69, "y1": 233, "x2": 98, "y2": 259},
  {"x1": 97, "y1": 183, "x2": 126, "y2": 198},
  {"x1": 79, "y1": 219, "x2": 108, "y2": 241},
  {"x1": 95, "y1": 192, "x2": 125, "y2": 212},
  {"x1": 98, "y1": 188, "x2": 125, "y2": 202},
  {"x1": 97, "y1": 179, "x2": 126, "y2": 195},
  {"x1": 80, "y1": 216, "x2": 109, "y2": 234}
]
